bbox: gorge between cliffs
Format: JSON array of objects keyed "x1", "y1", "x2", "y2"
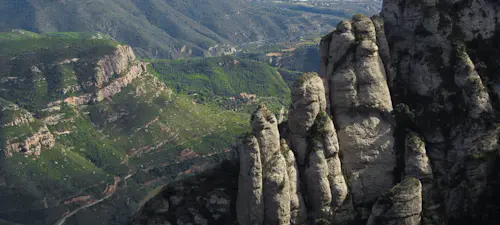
[{"x1": 132, "y1": 0, "x2": 500, "y2": 225}]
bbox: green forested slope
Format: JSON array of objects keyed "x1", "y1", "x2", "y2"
[
  {"x1": 0, "y1": 32, "x2": 287, "y2": 225},
  {"x1": 151, "y1": 56, "x2": 291, "y2": 114}
]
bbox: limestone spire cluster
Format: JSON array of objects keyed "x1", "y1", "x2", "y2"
[
  {"x1": 136, "y1": 1, "x2": 500, "y2": 225},
  {"x1": 237, "y1": 12, "x2": 423, "y2": 224},
  {"x1": 319, "y1": 13, "x2": 396, "y2": 217}
]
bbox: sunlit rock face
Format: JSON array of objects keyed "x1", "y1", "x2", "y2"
[
  {"x1": 319, "y1": 14, "x2": 396, "y2": 220},
  {"x1": 237, "y1": 105, "x2": 292, "y2": 225}
]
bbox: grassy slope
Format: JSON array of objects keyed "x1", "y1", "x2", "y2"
[
  {"x1": 0, "y1": 33, "x2": 251, "y2": 224},
  {"x1": 150, "y1": 55, "x2": 291, "y2": 114},
  {"x1": 151, "y1": 56, "x2": 289, "y2": 97}
]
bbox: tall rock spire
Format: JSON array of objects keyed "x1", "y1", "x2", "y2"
[
  {"x1": 288, "y1": 73, "x2": 349, "y2": 222},
  {"x1": 237, "y1": 105, "x2": 296, "y2": 225},
  {"x1": 320, "y1": 14, "x2": 396, "y2": 218}
]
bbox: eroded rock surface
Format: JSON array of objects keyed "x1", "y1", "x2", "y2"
[
  {"x1": 382, "y1": 0, "x2": 500, "y2": 223},
  {"x1": 237, "y1": 135, "x2": 264, "y2": 225},
  {"x1": 367, "y1": 178, "x2": 422, "y2": 225},
  {"x1": 319, "y1": 14, "x2": 396, "y2": 216},
  {"x1": 95, "y1": 45, "x2": 137, "y2": 88},
  {"x1": 281, "y1": 140, "x2": 307, "y2": 225},
  {"x1": 287, "y1": 73, "x2": 349, "y2": 222},
  {"x1": 0, "y1": 99, "x2": 55, "y2": 157},
  {"x1": 237, "y1": 105, "x2": 293, "y2": 225},
  {"x1": 288, "y1": 73, "x2": 327, "y2": 166}
]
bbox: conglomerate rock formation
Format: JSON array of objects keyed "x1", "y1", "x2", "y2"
[
  {"x1": 382, "y1": 0, "x2": 500, "y2": 224},
  {"x1": 238, "y1": 0, "x2": 500, "y2": 223},
  {"x1": 132, "y1": 0, "x2": 500, "y2": 224}
]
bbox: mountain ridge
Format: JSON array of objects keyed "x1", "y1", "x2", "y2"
[{"x1": 0, "y1": 0, "x2": 354, "y2": 59}]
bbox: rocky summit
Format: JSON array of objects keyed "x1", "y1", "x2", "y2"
[{"x1": 133, "y1": 0, "x2": 500, "y2": 224}]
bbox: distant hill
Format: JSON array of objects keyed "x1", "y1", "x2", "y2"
[{"x1": 0, "y1": 0, "x2": 353, "y2": 59}]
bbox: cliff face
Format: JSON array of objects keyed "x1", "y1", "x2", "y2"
[
  {"x1": 237, "y1": 0, "x2": 500, "y2": 223},
  {"x1": 0, "y1": 99, "x2": 55, "y2": 157},
  {"x1": 132, "y1": 1, "x2": 500, "y2": 225},
  {"x1": 59, "y1": 45, "x2": 147, "y2": 106},
  {"x1": 382, "y1": 0, "x2": 500, "y2": 224},
  {"x1": 0, "y1": 44, "x2": 146, "y2": 158}
]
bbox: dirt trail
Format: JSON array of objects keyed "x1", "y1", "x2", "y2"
[{"x1": 52, "y1": 174, "x2": 133, "y2": 225}]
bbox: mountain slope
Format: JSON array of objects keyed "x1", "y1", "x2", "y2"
[
  {"x1": 0, "y1": 31, "x2": 293, "y2": 225},
  {"x1": 0, "y1": 0, "x2": 346, "y2": 59},
  {"x1": 150, "y1": 56, "x2": 292, "y2": 114}
]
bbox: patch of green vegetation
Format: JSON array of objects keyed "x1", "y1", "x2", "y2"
[
  {"x1": 87, "y1": 73, "x2": 249, "y2": 160},
  {"x1": 54, "y1": 116, "x2": 128, "y2": 175},
  {"x1": 6, "y1": 144, "x2": 109, "y2": 190},
  {"x1": 278, "y1": 69, "x2": 303, "y2": 87},
  {"x1": 0, "y1": 30, "x2": 41, "y2": 41},
  {"x1": 151, "y1": 56, "x2": 289, "y2": 98},
  {"x1": 0, "y1": 32, "x2": 119, "y2": 111},
  {"x1": 393, "y1": 103, "x2": 417, "y2": 128},
  {"x1": 392, "y1": 177, "x2": 420, "y2": 193},
  {"x1": 237, "y1": 39, "x2": 320, "y2": 74},
  {"x1": 0, "y1": 35, "x2": 118, "y2": 58},
  {"x1": 0, "y1": 99, "x2": 44, "y2": 143},
  {"x1": 42, "y1": 32, "x2": 113, "y2": 40},
  {"x1": 150, "y1": 55, "x2": 291, "y2": 115},
  {"x1": 2, "y1": 120, "x2": 44, "y2": 142},
  {"x1": 2, "y1": 144, "x2": 113, "y2": 212},
  {"x1": 406, "y1": 132, "x2": 424, "y2": 147}
]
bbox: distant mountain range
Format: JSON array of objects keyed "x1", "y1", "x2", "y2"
[{"x1": 0, "y1": 0, "x2": 378, "y2": 59}]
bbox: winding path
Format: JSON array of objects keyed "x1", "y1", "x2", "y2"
[{"x1": 52, "y1": 174, "x2": 133, "y2": 225}]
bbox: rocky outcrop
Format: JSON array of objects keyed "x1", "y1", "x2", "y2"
[
  {"x1": 281, "y1": 140, "x2": 307, "y2": 225},
  {"x1": 0, "y1": 99, "x2": 55, "y2": 157},
  {"x1": 246, "y1": 105, "x2": 291, "y2": 225},
  {"x1": 404, "y1": 132, "x2": 433, "y2": 181},
  {"x1": 237, "y1": 135, "x2": 264, "y2": 225},
  {"x1": 288, "y1": 73, "x2": 327, "y2": 166},
  {"x1": 48, "y1": 45, "x2": 148, "y2": 106},
  {"x1": 319, "y1": 14, "x2": 396, "y2": 216},
  {"x1": 287, "y1": 73, "x2": 348, "y2": 222},
  {"x1": 367, "y1": 178, "x2": 422, "y2": 225},
  {"x1": 95, "y1": 61, "x2": 147, "y2": 102},
  {"x1": 382, "y1": 0, "x2": 500, "y2": 223},
  {"x1": 305, "y1": 141, "x2": 332, "y2": 220},
  {"x1": 95, "y1": 45, "x2": 137, "y2": 88}
]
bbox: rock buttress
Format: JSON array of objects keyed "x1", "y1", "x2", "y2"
[
  {"x1": 237, "y1": 134, "x2": 264, "y2": 225},
  {"x1": 319, "y1": 14, "x2": 396, "y2": 218},
  {"x1": 287, "y1": 73, "x2": 349, "y2": 222},
  {"x1": 237, "y1": 105, "x2": 297, "y2": 225},
  {"x1": 367, "y1": 178, "x2": 422, "y2": 225}
]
